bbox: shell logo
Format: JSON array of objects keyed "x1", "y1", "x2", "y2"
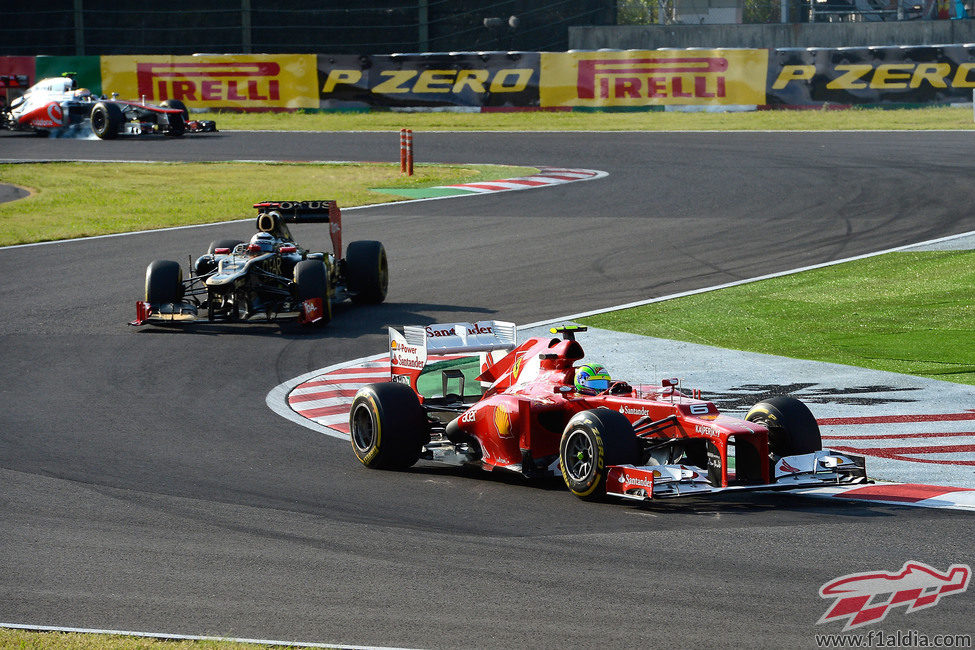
[
  {"x1": 511, "y1": 356, "x2": 522, "y2": 380},
  {"x1": 390, "y1": 340, "x2": 398, "y2": 349},
  {"x1": 494, "y1": 405, "x2": 513, "y2": 438}
]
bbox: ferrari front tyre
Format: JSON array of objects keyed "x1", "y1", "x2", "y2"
[
  {"x1": 90, "y1": 102, "x2": 122, "y2": 139},
  {"x1": 350, "y1": 382, "x2": 427, "y2": 470},
  {"x1": 145, "y1": 260, "x2": 183, "y2": 304},
  {"x1": 345, "y1": 240, "x2": 388, "y2": 304},
  {"x1": 294, "y1": 259, "x2": 331, "y2": 326},
  {"x1": 160, "y1": 99, "x2": 189, "y2": 122},
  {"x1": 559, "y1": 409, "x2": 639, "y2": 501},
  {"x1": 746, "y1": 396, "x2": 822, "y2": 458}
]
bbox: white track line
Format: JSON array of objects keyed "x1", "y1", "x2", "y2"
[{"x1": 0, "y1": 622, "x2": 418, "y2": 650}]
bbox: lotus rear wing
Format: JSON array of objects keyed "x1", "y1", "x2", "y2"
[
  {"x1": 253, "y1": 200, "x2": 342, "y2": 257},
  {"x1": 389, "y1": 321, "x2": 517, "y2": 393}
]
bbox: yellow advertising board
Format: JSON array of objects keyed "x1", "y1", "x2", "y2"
[
  {"x1": 100, "y1": 54, "x2": 318, "y2": 110},
  {"x1": 540, "y1": 50, "x2": 768, "y2": 108}
]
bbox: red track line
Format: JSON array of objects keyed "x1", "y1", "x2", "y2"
[{"x1": 819, "y1": 412, "x2": 975, "y2": 425}]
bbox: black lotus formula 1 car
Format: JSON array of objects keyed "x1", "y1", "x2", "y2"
[{"x1": 131, "y1": 200, "x2": 388, "y2": 328}]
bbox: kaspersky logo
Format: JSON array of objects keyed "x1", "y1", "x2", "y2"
[
  {"x1": 818, "y1": 561, "x2": 970, "y2": 631},
  {"x1": 576, "y1": 57, "x2": 728, "y2": 100},
  {"x1": 136, "y1": 62, "x2": 281, "y2": 102}
]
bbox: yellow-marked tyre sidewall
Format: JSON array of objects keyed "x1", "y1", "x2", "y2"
[
  {"x1": 560, "y1": 409, "x2": 638, "y2": 502},
  {"x1": 348, "y1": 382, "x2": 425, "y2": 470},
  {"x1": 559, "y1": 419, "x2": 606, "y2": 500},
  {"x1": 350, "y1": 393, "x2": 381, "y2": 467}
]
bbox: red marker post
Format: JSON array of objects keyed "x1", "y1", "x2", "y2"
[{"x1": 400, "y1": 128, "x2": 414, "y2": 176}]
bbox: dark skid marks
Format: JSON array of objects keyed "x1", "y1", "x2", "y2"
[{"x1": 705, "y1": 383, "x2": 922, "y2": 412}]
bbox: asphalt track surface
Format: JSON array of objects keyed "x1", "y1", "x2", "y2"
[{"x1": 1, "y1": 130, "x2": 974, "y2": 649}]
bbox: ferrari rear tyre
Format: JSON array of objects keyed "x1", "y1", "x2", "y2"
[
  {"x1": 207, "y1": 239, "x2": 243, "y2": 255},
  {"x1": 145, "y1": 260, "x2": 182, "y2": 304},
  {"x1": 294, "y1": 259, "x2": 331, "y2": 326},
  {"x1": 90, "y1": 102, "x2": 122, "y2": 139},
  {"x1": 560, "y1": 409, "x2": 639, "y2": 501},
  {"x1": 350, "y1": 382, "x2": 427, "y2": 470},
  {"x1": 160, "y1": 99, "x2": 189, "y2": 122},
  {"x1": 746, "y1": 396, "x2": 822, "y2": 458},
  {"x1": 346, "y1": 240, "x2": 388, "y2": 304}
]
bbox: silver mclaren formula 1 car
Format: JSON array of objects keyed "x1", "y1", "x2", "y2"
[{"x1": 1, "y1": 73, "x2": 215, "y2": 138}]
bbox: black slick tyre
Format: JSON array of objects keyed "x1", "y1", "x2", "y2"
[
  {"x1": 160, "y1": 99, "x2": 189, "y2": 121},
  {"x1": 207, "y1": 239, "x2": 243, "y2": 254},
  {"x1": 345, "y1": 240, "x2": 388, "y2": 304},
  {"x1": 349, "y1": 382, "x2": 427, "y2": 470},
  {"x1": 90, "y1": 102, "x2": 122, "y2": 139},
  {"x1": 164, "y1": 111, "x2": 185, "y2": 136},
  {"x1": 294, "y1": 259, "x2": 331, "y2": 326},
  {"x1": 145, "y1": 260, "x2": 182, "y2": 304},
  {"x1": 746, "y1": 396, "x2": 822, "y2": 457},
  {"x1": 560, "y1": 409, "x2": 639, "y2": 501}
]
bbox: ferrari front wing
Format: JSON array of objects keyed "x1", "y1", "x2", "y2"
[{"x1": 604, "y1": 449, "x2": 868, "y2": 501}]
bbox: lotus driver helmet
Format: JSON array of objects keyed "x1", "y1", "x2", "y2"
[
  {"x1": 574, "y1": 363, "x2": 611, "y2": 395},
  {"x1": 248, "y1": 232, "x2": 276, "y2": 253}
]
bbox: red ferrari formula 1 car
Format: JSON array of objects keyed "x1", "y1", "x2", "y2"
[{"x1": 350, "y1": 322, "x2": 867, "y2": 501}]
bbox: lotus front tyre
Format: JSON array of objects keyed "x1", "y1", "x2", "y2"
[
  {"x1": 145, "y1": 260, "x2": 182, "y2": 304},
  {"x1": 294, "y1": 259, "x2": 331, "y2": 326}
]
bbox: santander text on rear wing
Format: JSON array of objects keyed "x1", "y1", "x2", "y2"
[{"x1": 389, "y1": 321, "x2": 517, "y2": 392}]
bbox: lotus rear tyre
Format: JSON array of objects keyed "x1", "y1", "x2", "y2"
[
  {"x1": 560, "y1": 409, "x2": 639, "y2": 501},
  {"x1": 346, "y1": 240, "x2": 388, "y2": 304},
  {"x1": 207, "y1": 239, "x2": 243, "y2": 255},
  {"x1": 350, "y1": 382, "x2": 428, "y2": 470}
]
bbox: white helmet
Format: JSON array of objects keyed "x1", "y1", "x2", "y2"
[{"x1": 249, "y1": 232, "x2": 275, "y2": 253}]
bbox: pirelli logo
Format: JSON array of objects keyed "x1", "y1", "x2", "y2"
[
  {"x1": 136, "y1": 62, "x2": 281, "y2": 102},
  {"x1": 577, "y1": 57, "x2": 729, "y2": 100}
]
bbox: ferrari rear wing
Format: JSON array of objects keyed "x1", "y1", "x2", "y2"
[
  {"x1": 0, "y1": 74, "x2": 29, "y2": 89},
  {"x1": 389, "y1": 321, "x2": 517, "y2": 392},
  {"x1": 254, "y1": 200, "x2": 342, "y2": 257}
]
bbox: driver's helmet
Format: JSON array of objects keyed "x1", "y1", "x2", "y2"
[
  {"x1": 574, "y1": 363, "x2": 611, "y2": 395},
  {"x1": 73, "y1": 88, "x2": 91, "y2": 99},
  {"x1": 248, "y1": 232, "x2": 276, "y2": 253}
]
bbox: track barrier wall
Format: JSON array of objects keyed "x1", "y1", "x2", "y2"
[{"x1": 3, "y1": 47, "x2": 975, "y2": 111}]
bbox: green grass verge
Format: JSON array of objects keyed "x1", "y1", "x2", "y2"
[
  {"x1": 197, "y1": 105, "x2": 975, "y2": 132},
  {"x1": 0, "y1": 162, "x2": 536, "y2": 246},
  {"x1": 0, "y1": 628, "x2": 292, "y2": 649},
  {"x1": 581, "y1": 250, "x2": 975, "y2": 385}
]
